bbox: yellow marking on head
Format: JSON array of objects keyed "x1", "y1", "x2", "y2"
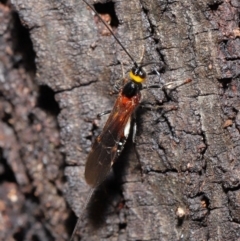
[{"x1": 129, "y1": 70, "x2": 146, "y2": 84}]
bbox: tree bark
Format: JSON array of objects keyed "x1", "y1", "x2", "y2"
[{"x1": 1, "y1": 0, "x2": 240, "y2": 240}]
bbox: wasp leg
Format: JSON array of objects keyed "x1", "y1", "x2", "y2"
[
  {"x1": 132, "y1": 121, "x2": 137, "y2": 143},
  {"x1": 139, "y1": 102, "x2": 178, "y2": 112},
  {"x1": 97, "y1": 110, "x2": 111, "y2": 119}
]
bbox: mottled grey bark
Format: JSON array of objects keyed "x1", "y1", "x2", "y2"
[
  {"x1": 3, "y1": 0, "x2": 240, "y2": 240},
  {"x1": 0, "y1": 1, "x2": 69, "y2": 241}
]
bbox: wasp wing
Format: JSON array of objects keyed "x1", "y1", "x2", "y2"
[{"x1": 85, "y1": 92, "x2": 141, "y2": 188}]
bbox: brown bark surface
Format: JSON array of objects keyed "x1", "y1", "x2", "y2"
[{"x1": 1, "y1": 0, "x2": 240, "y2": 240}]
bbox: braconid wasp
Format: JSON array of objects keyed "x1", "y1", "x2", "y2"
[{"x1": 70, "y1": 1, "x2": 192, "y2": 240}]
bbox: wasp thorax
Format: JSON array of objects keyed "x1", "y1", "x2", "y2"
[{"x1": 122, "y1": 81, "x2": 142, "y2": 98}]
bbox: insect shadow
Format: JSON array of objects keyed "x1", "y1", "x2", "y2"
[{"x1": 85, "y1": 131, "x2": 136, "y2": 229}]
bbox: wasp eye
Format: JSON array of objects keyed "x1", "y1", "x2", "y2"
[{"x1": 131, "y1": 66, "x2": 146, "y2": 78}]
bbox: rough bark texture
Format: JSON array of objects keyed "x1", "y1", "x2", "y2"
[{"x1": 1, "y1": 0, "x2": 239, "y2": 240}]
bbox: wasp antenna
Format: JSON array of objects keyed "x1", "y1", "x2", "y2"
[
  {"x1": 82, "y1": 0, "x2": 139, "y2": 67},
  {"x1": 163, "y1": 78, "x2": 192, "y2": 90},
  {"x1": 69, "y1": 188, "x2": 95, "y2": 241}
]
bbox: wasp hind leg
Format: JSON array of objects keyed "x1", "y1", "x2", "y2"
[{"x1": 97, "y1": 110, "x2": 111, "y2": 119}]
